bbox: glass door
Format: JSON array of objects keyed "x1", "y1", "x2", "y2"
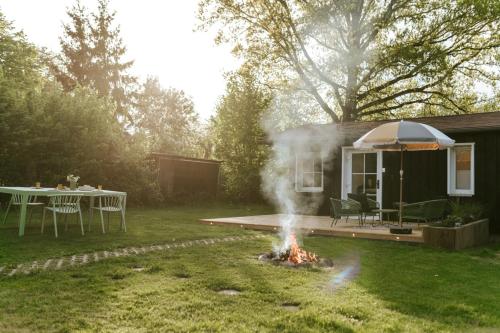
[
  {"x1": 351, "y1": 152, "x2": 378, "y2": 200},
  {"x1": 342, "y1": 148, "x2": 382, "y2": 207}
]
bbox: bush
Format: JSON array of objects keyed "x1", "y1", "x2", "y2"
[
  {"x1": 442, "y1": 215, "x2": 464, "y2": 227},
  {"x1": 450, "y1": 201, "x2": 484, "y2": 223},
  {"x1": 440, "y1": 201, "x2": 485, "y2": 227}
]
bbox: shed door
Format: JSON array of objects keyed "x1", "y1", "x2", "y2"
[{"x1": 342, "y1": 148, "x2": 383, "y2": 207}]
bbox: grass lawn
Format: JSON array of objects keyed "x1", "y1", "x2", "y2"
[{"x1": 0, "y1": 203, "x2": 499, "y2": 332}]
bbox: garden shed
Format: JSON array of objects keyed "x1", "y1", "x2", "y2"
[{"x1": 151, "y1": 153, "x2": 221, "y2": 198}]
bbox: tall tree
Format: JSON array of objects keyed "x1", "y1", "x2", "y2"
[
  {"x1": 199, "y1": 0, "x2": 500, "y2": 122},
  {"x1": 55, "y1": 0, "x2": 92, "y2": 91},
  {"x1": 0, "y1": 12, "x2": 41, "y2": 183},
  {"x1": 135, "y1": 77, "x2": 199, "y2": 156},
  {"x1": 89, "y1": 0, "x2": 135, "y2": 120},
  {"x1": 55, "y1": 0, "x2": 135, "y2": 121},
  {"x1": 212, "y1": 71, "x2": 270, "y2": 201}
]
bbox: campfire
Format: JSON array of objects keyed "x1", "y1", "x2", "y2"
[
  {"x1": 283, "y1": 233, "x2": 318, "y2": 264},
  {"x1": 259, "y1": 233, "x2": 320, "y2": 266}
]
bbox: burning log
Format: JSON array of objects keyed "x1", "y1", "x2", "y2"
[
  {"x1": 259, "y1": 233, "x2": 322, "y2": 267},
  {"x1": 287, "y1": 233, "x2": 317, "y2": 264}
]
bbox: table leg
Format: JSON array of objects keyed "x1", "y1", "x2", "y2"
[
  {"x1": 18, "y1": 194, "x2": 29, "y2": 236},
  {"x1": 88, "y1": 196, "x2": 94, "y2": 232},
  {"x1": 121, "y1": 195, "x2": 127, "y2": 232}
]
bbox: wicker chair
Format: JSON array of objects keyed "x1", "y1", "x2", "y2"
[
  {"x1": 348, "y1": 193, "x2": 379, "y2": 225},
  {"x1": 401, "y1": 199, "x2": 449, "y2": 224},
  {"x1": 330, "y1": 198, "x2": 362, "y2": 227}
]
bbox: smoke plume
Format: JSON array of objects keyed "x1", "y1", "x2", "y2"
[{"x1": 261, "y1": 110, "x2": 340, "y2": 254}]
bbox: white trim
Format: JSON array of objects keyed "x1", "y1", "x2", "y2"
[
  {"x1": 295, "y1": 152, "x2": 324, "y2": 193},
  {"x1": 341, "y1": 147, "x2": 383, "y2": 207},
  {"x1": 447, "y1": 142, "x2": 475, "y2": 196}
]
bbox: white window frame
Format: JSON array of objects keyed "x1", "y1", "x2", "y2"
[
  {"x1": 447, "y1": 142, "x2": 475, "y2": 196},
  {"x1": 295, "y1": 152, "x2": 323, "y2": 193}
]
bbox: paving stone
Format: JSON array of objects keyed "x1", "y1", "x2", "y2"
[{"x1": 1, "y1": 234, "x2": 267, "y2": 277}]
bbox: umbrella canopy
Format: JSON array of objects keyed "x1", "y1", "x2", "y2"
[
  {"x1": 354, "y1": 120, "x2": 455, "y2": 151},
  {"x1": 353, "y1": 120, "x2": 455, "y2": 229}
]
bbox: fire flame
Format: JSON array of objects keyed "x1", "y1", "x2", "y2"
[{"x1": 287, "y1": 233, "x2": 318, "y2": 264}]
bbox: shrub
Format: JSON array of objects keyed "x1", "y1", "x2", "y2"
[{"x1": 450, "y1": 201, "x2": 484, "y2": 223}]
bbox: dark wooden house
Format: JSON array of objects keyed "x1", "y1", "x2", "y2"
[
  {"x1": 285, "y1": 112, "x2": 500, "y2": 233},
  {"x1": 151, "y1": 153, "x2": 221, "y2": 198}
]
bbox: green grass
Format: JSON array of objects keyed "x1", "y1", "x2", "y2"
[{"x1": 0, "y1": 204, "x2": 499, "y2": 332}]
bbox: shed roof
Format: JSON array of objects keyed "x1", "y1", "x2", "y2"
[{"x1": 150, "y1": 153, "x2": 222, "y2": 165}]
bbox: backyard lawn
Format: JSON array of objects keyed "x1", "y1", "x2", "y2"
[{"x1": 0, "y1": 204, "x2": 499, "y2": 333}]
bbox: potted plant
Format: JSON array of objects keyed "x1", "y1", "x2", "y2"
[
  {"x1": 67, "y1": 174, "x2": 80, "y2": 190},
  {"x1": 422, "y1": 201, "x2": 489, "y2": 250}
]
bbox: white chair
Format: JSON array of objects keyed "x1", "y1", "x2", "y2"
[
  {"x1": 90, "y1": 195, "x2": 126, "y2": 233},
  {"x1": 2, "y1": 194, "x2": 44, "y2": 225},
  {"x1": 41, "y1": 194, "x2": 84, "y2": 238}
]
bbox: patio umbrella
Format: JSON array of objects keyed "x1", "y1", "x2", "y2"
[{"x1": 353, "y1": 120, "x2": 454, "y2": 228}]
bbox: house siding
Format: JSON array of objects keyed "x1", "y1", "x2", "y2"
[{"x1": 316, "y1": 129, "x2": 500, "y2": 234}]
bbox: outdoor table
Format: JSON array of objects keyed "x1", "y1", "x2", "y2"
[
  {"x1": 0, "y1": 187, "x2": 127, "y2": 236},
  {"x1": 373, "y1": 208, "x2": 399, "y2": 226}
]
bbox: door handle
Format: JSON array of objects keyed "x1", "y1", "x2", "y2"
[{"x1": 376, "y1": 179, "x2": 380, "y2": 189}]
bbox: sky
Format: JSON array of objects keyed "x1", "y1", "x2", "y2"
[{"x1": 0, "y1": 0, "x2": 239, "y2": 120}]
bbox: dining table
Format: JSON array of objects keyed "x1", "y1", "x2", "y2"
[{"x1": 0, "y1": 186, "x2": 127, "y2": 236}]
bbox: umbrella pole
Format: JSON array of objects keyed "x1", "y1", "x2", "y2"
[{"x1": 399, "y1": 146, "x2": 404, "y2": 227}]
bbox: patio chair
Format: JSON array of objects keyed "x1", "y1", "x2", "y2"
[
  {"x1": 401, "y1": 199, "x2": 448, "y2": 224},
  {"x1": 90, "y1": 195, "x2": 126, "y2": 233},
  {"x1": 348, "y1": 193, "x2": 379, "y2": 225},
  {"x1": 2, "y1": 194, "x2": 44, "y2": 225},
  {"x1": 41, "y1": 194, "x2": 84, "y2": 238},
  {"x1": 330, "y1": 198, "x2": 362, "y2": 227}
]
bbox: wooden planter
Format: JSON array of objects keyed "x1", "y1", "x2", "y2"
[{"x1": 423, "y1": 219, "x2": 489, "y2": 250}]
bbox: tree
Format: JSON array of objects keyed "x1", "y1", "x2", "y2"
[
  {"x1": 199, "y1": 0, "x2": 500, "y2": 122},
  {"x1": 0, "y1": 12, "x2": 42, "y2": 184},
  {"x1": 135, "y1": 77, "x2": 199, "y2": 156},
  {"x1": 55, "y1": 0, "x2": 135, "y2": 121},
  {"x1": 212, "y1": 71, "x2": 270, "y2": 201},
  {"x1": 89, "y1": 0, "x2": 135, "y2": 120},
  {"x1": 53, "y1": 0, "x2": 92, "y2": 91}
]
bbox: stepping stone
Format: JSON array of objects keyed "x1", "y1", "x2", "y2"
[
  {"x1": 217, "y1": 289, "x2": 241, "y2": 296},
  {"x1": 1, "y1": 235, "x2": 262, "y2": 277},
  {"x1": 282, "y1": 303, "x2": 300, "y2": 312},
  {"x1": 131, "y1": 266, "x2": 145, "y2": 272}
]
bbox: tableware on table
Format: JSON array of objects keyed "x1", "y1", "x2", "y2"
[
  {"x1": 35, "y1": 182, "x2": 41, "y2": 189},
  {"x1": 78, "y1": 185, "x2": 95, "y2": 191},
  {"x1": 57, "y1": 184, "x2": 63, "y2": 190},
  {"x1": 97, "y1": 185, "x2": 103, "y2": 191}
]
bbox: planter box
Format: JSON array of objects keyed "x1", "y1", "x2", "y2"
[{"x1": 423, "y1": 219, "x2": 489, "y2": 250}]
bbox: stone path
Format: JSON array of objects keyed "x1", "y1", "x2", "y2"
[{"x1": 0, "y1": 234, "x2": 266, "y2": 277}]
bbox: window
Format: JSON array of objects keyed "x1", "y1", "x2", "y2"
[
  {"x1": 351, "y1": 152, "x2": 377, "y2": 200},
  {"x1": 296, "y1": 152, "x2": 323, "y2": 192},
  {"x1": 447, "y1": 143, "x2": 474, "y2": 196}
]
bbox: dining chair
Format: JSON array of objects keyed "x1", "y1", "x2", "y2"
[
  {"x1": 90, "y1": 195, "x2": 126, "y2": 233},
  {"x1": 2, "y1": 194, "x2": 45, "y2": 225},
  {"x1": 41, "y1": 194, "x2": 84, "y2": 238}
]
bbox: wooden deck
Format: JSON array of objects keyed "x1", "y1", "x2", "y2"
[{"x1": 200, "y1": 214, "x2": 424, "y2": 243}]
